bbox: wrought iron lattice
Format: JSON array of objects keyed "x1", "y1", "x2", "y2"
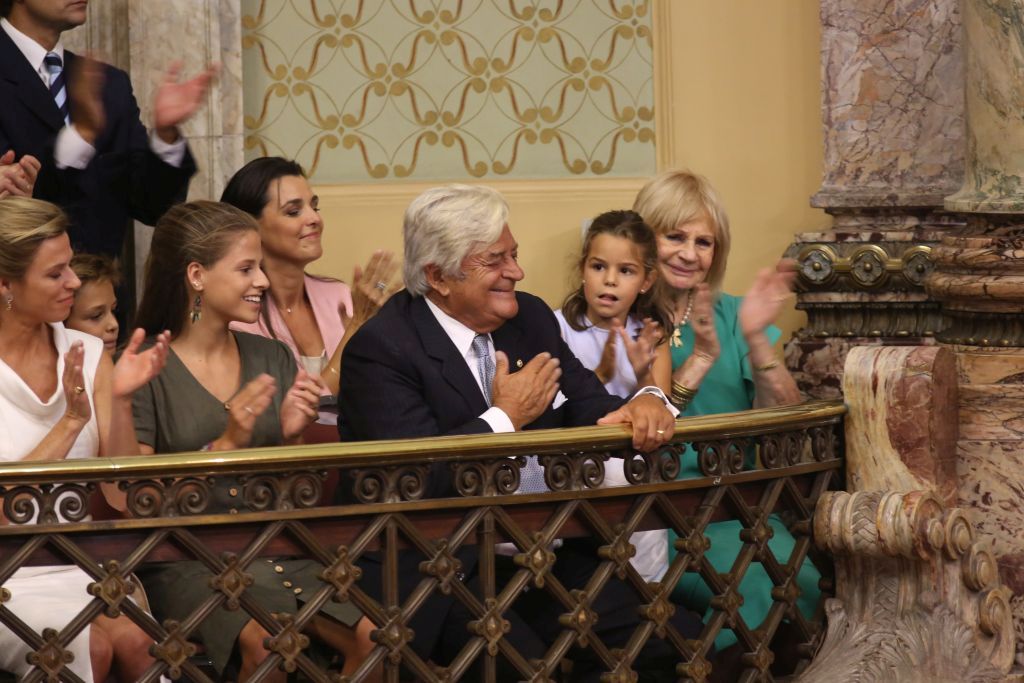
[{"x1": 0, "y1": 401, "x2": 844, "y2": 682}]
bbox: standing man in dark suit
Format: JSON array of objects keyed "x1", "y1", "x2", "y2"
[
  {"x1": 339, "y1": 184, "x2": 701, "y2": 681},
  {"x1": 0, "y1": 0, "x2": 214, "y2": 259}
]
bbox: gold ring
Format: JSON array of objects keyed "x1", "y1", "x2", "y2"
[
  {"x1": 223, "y1": 402, "x2": 231, "y2": 412},
  {"x1": 73, "y1": 385, "x2": 85, "y2": 395},
  {"x1": 656, "y1": 429, "x2": 665, "y2": 435},
  {"x1": 697, "y1": 316, "x2": 709, "y2": 325}
]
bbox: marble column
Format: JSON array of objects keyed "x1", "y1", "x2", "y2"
[
  {"x1": 924, "y1": 0, "x2": 1024, "y2": 662},
  {"x1": 785, "y1": 0, "x2": 964, "y2": 399}
]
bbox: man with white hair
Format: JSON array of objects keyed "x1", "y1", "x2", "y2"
[
  {"x1": 340, "y1": 183, "x2": 673, "y2": 456},
  {"x1": 339, "y1": 184, "x2": 699, "y2": 681}
]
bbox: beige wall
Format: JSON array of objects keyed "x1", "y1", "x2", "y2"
[{"x1": 312, "y1": 0, "x2": 825, "y2": 340}]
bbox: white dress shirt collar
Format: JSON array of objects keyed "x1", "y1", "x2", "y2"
[
  {"x1": 1, "y1": 18, "x2": 64, "y2": 83},
  {"x1": 424, "y1": 295, "x2": 490, "y2": 361}
]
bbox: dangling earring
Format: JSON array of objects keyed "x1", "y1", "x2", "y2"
[
  {"x1": 4, "y1": 296, "x2": 11, "y2": 311},
  {"x1": 190, "y1": 294, "x2": 202, "y2": 323}
]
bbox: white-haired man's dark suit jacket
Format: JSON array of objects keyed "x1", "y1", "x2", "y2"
[{"x1": 339, "y1": 289, "x2": 701, "y2": 682}]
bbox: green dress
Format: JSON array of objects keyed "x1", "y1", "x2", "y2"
[
  {"x1": 132, "y1": 332, "x2": 363, "y2": 674},
  {"x1": 668, "y1": 294, "x2": 820, "y2": 648}
]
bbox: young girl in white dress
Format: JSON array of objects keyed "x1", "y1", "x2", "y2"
[
  {"x1": 554, "y1": 209, "x2": 673, "y2": 582},
  {"x1": 0, "y1": 198, "x2": 168, "y2": 682}
]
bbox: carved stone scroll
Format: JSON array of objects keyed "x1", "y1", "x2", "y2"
[
  {"x1": 802, "y1": 345, "x2": 1014, "y2": 681},
  {"x1": 802, "y1": 490, "x2": 1013, "y2": 682},
  {"x1": 842, "y1": 345, "x2": 959, "y2": 505}
]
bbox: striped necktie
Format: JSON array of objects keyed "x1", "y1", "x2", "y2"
[{"x1": 43, "y1": 52, "x2": 69, "y2": 124}]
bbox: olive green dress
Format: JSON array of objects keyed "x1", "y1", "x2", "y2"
[
  {"x1": 132, "y1": 332, "x2": 362, "y2": 674},
  {"x1": 668, "y1": 294, "x2": 820, "y2": 648}
]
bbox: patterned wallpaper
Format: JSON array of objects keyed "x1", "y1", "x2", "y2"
[{"x1": 240, "y1": 1, "x2": 656, "y2": 182}]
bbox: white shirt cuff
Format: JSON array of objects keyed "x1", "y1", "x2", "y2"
[
  {"x1": 149, "y1": 129, "x2": 186, "y2": 167},
  {"x1": 54, "y1": 125, "x2": 96, "y2": 170},
  {"x1": 631, "y1": 385, "x2": 680, "y2": 417},
  {"x1": 481, "y1": 406, "x2": 515, "y2": 433}
]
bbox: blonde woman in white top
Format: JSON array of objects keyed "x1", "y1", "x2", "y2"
[{"x1": 0, "y1": 197, "x2": 168, "y2": 682}]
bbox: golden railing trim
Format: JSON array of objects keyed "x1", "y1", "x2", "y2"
[
  {"x1": 0, "y1": 459, "x2": 842, "y2": 536},
  {"x1": 0, "y1": 399, "x2": 844, "y2": 482}
]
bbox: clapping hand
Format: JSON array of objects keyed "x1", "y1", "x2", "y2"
[
  {"x1": 112, "y1": 329, "x2": 168, "y2": 400},
  {"x1": 738, "y1": 261, "x2": 796, "y2": 338},
  {"x1": 492, "y1": 351, "x2": 561, "y2": 430},
  {"x1": 689, "y1": 284, "x2": 719, "y2": 363},
  {"x1": 595, "y1": 318, "x2": 662, "y2": 385},
  {"x1": 619, "y1": 318, "x2": 661, "y2": 384},
  {"x1": 0, "y1": 150, "x2": 40, "y2": 199},
  {"x1": 280, "y1": 369, "x2": 324, "y2": 440},
  {"x1": 152, "y1": 61, "x2": 219, "y2": 143},
  {"x1": 62, "y1": 341, "x2": 91, "y2": 426},
  {"x1": 593, "y1": 325, "x2": 618, "y2": 384},
  {"x1": 218, "y1": 374, "x2": 277, "y2": 451},
  {"x1": 68, "y1": 54, "x2": 106, "y2": 144},
  {"x1": 346, "y1": 250, "x2": 398, "y2": 327}
]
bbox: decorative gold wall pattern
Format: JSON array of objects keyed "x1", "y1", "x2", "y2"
[{"x1": 241, "y1": 0, "x2": 655, "y2": 181}]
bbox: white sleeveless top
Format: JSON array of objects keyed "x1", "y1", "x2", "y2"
[
  {"x1": 0, "y1": 324, "x2": 103, "y2": 683},
  {"x1": 0, "y1": 323, "x2": 102, "y2": 464}
]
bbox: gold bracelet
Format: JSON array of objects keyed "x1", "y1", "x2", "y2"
[
  {"x1": 754, "y1": 359, "x2": 780, "y2": 372},
  {"x1": 671, "y1": 381, "x2": 697, "y2": 409}
]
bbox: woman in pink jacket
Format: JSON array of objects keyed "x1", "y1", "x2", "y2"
[{"x1": 222, "y1": 158, "x2": 395, "y2": 435}]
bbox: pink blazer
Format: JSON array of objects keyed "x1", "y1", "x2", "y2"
[{"x1": 231, "y1": 275, "x2": 354, "y2": 364}]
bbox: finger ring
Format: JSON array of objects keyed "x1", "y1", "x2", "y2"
[
  {"x1": 374, "y1": 281, "x2": 387, "y2": 291},
  {"x1": 73, "y1": 385, "x2": 85, "y2": 395},
  {"x1": 697, "y1": 316, "x2": 709, "y2": 325},
  {"x1": 223, "y1": 402, "x2": 231, "y2": 412},
  {"x1": 656, "y1": 429, "x2": 665, "y2": 435},
  {"x1": 243, "y1": 406, "x2": 255, "y2": 415}
]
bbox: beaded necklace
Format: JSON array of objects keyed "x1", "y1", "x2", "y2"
[{"x1": 670, "y1": 292, "x2": 695, "y2": 348}]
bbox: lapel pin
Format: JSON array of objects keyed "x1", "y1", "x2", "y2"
[{"x1": 516, "y1": 359, "x2": 523, "y2": 368}]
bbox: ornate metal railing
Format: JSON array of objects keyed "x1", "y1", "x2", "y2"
[{"x1": 0, "y1": 399, "x2": 844, "y2": 683}]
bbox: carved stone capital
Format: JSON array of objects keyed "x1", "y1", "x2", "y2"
[{"x1": 926, "y1": 218, "x2": 1024, "y2": 346}]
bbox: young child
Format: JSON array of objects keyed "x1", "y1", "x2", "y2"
[
  {"x1": 555, "y1": 209, "x2": 673, "y2": 582},
  {"x1": 65, "y1": 253, "x2": 121, "y2": 355}
]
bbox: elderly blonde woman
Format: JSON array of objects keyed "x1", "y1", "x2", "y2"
[{"x1": 633, "y1": 170, "x2": 818, "y2": 673}]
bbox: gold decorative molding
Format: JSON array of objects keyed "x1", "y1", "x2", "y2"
[{"x1": 793, "y1": 244, "x2": 934, "y2": 292}]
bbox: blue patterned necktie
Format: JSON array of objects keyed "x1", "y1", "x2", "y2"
[
  {"x1": 471, "y1": 334, "x2": 546, "y2": 492},
  {"x1": 471, "y1": 334, "x2": 495, "y2": 406},
  {"x1": 44, "y1": 52, "x2": 69, "y2": 124}
]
